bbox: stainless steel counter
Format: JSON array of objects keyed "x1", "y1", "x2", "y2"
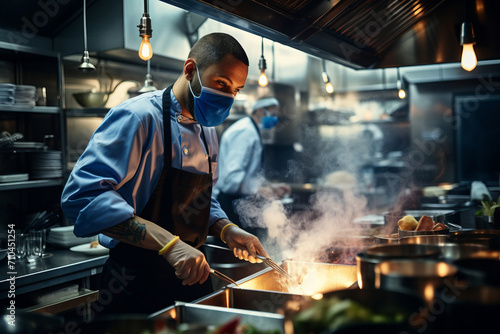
[{"x1": 0, "y1": 249, "x2": 107, "y2": 296}]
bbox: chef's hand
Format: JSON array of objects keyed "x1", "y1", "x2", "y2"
[
  {"x1": 224, "y1": 226, "x2": 269, "y2": 264},
  {"x1": 162, "y1": 239, "x2": 210, "y2": 286}
]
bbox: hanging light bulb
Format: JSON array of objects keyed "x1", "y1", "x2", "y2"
[
  {"x1": 397, "y1": 68, "x2": 406, "y2": 99},
  {"x1": 258, "y1": 68, "x2": 268, "y2": 87},
  {"x1": 322, "y1": 59, "x2": 334, "y2": 94},
  {"x1": 139, "y1": 36, "x2": 153, "y2": 61},
  {"x1": 460, "y1": 22, "x2": 477, "y2": 71},
  {"x1": 137, "y1": 0, "x2": 153, "y2": 61},
  {"x1": 258, "y1": 37, "x2": 268, "y2": 87},
  {"x1": 78, "y1": 0, "x2": 95, "y2": 71}
]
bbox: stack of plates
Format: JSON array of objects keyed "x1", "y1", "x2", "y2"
[
  {"x1": 47, "y1": 226, "x2": 95, "y2": 248},
  {"x1": 0, "y1": 173, "x2": 29, "y2": 183},
  {"x1": 0, "y1": 83, "x2": 15, "y2": 106},
  {"x1": 0, "y1": 84, "x2": 37, "y2": 106},
  {"x1": 30, "y1": 150, "x2": 63, "y2": 179},
  {"x1": 14, "y1": 85, "x2": 36, "y2": 107}
]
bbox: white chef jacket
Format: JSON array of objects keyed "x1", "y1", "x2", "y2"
[
  {"x1": 213, "y1": 117, "x2": 264, "y2": 198},
  {"x1": 61, "y1": 89, "x2": 227, "y2": 248}
]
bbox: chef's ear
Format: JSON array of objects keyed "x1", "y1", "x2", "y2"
[{"x1": 183, "y1": 59, "x2": 197, "y2": 81}]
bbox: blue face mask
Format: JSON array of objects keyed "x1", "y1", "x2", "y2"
[
  {"x1": 189, "y1": 65, "x2": 234, "y2": 127},
  {"x1": 261, "y1": 116, "x2": 278, "y2": 129}
]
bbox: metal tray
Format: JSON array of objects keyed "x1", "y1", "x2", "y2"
[
  {"x1": 150, "y1": 301, "x2": 285, "y2": 333},
  {"x1": 194, "y1": 287, "x2": 309, "y2": 314},
  {"x1": 235, "y1": 260, "x2": 357, "y2": 295}
]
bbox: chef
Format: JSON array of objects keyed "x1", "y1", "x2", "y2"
[
  {"x1": 61, "y1": 33, "x2": 269, "y2": 316},
  {"x1": 214, "y1": 97, "x2": 290, "y2": 239}
]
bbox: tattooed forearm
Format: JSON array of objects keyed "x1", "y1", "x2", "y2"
[{"x1": 104, "y1": 218, "x2": 147, "y2": 245}]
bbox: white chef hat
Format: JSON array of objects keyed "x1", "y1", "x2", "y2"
[{"x1": 251, "y1": 97, "x2": 280, "y2": 114}]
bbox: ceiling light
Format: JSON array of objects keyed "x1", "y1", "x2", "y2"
[
  {"x1": 397, "y1": 68, "x2": 406, "y2": 99},
  {"x1": 138, "y1": 0, "x2": 153, "y2": 61},
  {"x1": 258, "y1": 37, "x2": 268, "y2": 87},
  {"x1": 322, "y1": 59, "x2": 334, "y2": 94},
  {"x1": 78, "y1": 0, "x2": 95, "y2": 72},
  {"x1": 460, "y1": 21, "x2": 477, "y2": 71}
]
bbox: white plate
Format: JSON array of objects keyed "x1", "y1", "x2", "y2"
[
  {"x1": 50, "y1": 226, "x2": 75, "y2": 233},
  {"x1": 70, "y1": 243, "x2": 109, "y2": 255}
]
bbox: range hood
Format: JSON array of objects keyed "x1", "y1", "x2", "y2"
[
  {"x1": 161, "y1": 0, "x2": 500, "y2": 69},
  {"x1": 52, "y1": 0, "x2": 204, "y2": 70}
]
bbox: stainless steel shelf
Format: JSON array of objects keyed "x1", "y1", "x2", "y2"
[
  {"x1": 64, "y1": 108, "x2": 109, "y2": 117},
  {"x1": 0, "y1": 105, "x2": 61, "y2": 114},
  {"x1": 0, "y1": 179, "x2": 63, "y2": 191}
]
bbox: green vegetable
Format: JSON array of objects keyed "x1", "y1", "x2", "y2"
[
  {"x1": 293, "y1": 296, "x2": 407, "y2": 334},
  {"x1": 242, "y1": 324, "x2": 281, "y2": 334}
]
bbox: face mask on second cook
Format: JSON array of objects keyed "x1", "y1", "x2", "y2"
[
  {"x1": 261, "y1": 108, "x2": 278, "y2": 129},
  {"x1": 189, "y1": 65, "x2": 234, "y2": 127}
]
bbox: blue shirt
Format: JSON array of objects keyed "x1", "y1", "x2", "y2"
[
  {"x1": 213, "y1": 117, "x2": 264, "y2": 198},
  {"x1": 61, "y1": 89, "x2": 227, "y2": 248}
]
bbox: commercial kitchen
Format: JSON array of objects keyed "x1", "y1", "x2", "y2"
[{"x1": 1, "y1": 0, "x2": 500, "y2": 333}]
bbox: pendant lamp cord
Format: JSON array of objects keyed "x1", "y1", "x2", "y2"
[{"x1": 83, "y1": 0, "x2": 88, "y2": 51}]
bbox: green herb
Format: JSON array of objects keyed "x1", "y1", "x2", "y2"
[{"x1": 475, "y1": 175, "x2": 500, "y2": 217}]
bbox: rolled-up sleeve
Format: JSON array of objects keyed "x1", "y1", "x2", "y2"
[{"x1": 61, "y1": 106, "x2": 152, "y2": 238}]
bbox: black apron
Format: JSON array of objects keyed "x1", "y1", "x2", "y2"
[
  {"x1": 216, "y1": 117, "x2": 268, "y2": 242},
  {"x1": 96, "y1": 86, "x2": 213, "y2": 316}
]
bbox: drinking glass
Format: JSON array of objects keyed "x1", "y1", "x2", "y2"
[
  {"x1": 30, "y1": 230, "x2": 47, "y2": 256},
  {"x1": 26, "y1": 236, "x2": 42, "y2": 263},
  {"x1": 15, "y1": 231, "x2": 27, "y2": 260}
]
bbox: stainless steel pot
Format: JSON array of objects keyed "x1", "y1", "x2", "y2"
[
  {"x1": 357, "y1": 244, "x2": 442, "y2": 290},
  {"x1": 438, "y1": 243, "x2": 487, "y2": 262},
  {"x1": 373, "y1": 234, "x2": 400, "y2": 244},
  {"x1": 374, "y1": 260, "x2": 458, "y2": 304},
  {"x1": 399, "y1": 235, "x2": 450, "y2": 245},
  {"x1": 355, "y1": 252, "x2": 381, "y2": 289},
  {"x1": 364, "y1": 244, "x2": 441, "y2": 260},
  {"x1": 444, "y1": 285, "x2": 500, "y2": 334},
  {"x1": 449, "y1": 229, "x2": 500, "y2": 250},
  {"x1": 453, "y1": 258, "x2": 500, "y2": 288}
]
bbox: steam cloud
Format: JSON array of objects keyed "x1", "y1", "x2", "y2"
[{"x1": 233, "y1": 120, "x2": 414, "y2": 261}]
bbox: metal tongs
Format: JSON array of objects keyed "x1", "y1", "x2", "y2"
[
  {"x1": 210, "y1": 268, "x2": 239, "y2": 287},
  {"x1": 255, "y1": 254, "x2": 302, "y2": 289},
  {"x1": 204, "y1": 244, "x2": 301, "y2": 289}
]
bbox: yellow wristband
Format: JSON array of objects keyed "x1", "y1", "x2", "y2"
[
  {"x1": 158, "y1": 236, "x2": 180, "y2": 255},
  {"x1": 220, "y1": 223, "x2": 238, "y2": 244}
]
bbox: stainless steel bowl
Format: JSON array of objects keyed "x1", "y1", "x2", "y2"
[
  {"x1": 73, "y1": 92, "x2": 109, "y2": 107},
  {"x1": 398, "y1": 227, "x2": 450, "y2": 238}
]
